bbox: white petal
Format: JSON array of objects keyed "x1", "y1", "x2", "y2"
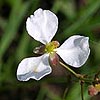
[
  {"x1": 17, "y1": 54, "x2": 52, "y2": 81},
  {"x1": 56, "y1": 35, "x2": 90, "y2": 67},
  {"x1": 26, "y1": 8, "x2": 58, "y2": 44}
]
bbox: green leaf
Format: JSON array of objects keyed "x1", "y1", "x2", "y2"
[{"x1": 63, "y1": 0, "x2": 100, "y2": 37}]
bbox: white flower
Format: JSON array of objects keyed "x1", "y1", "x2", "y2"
[{"x1": 17, "y1": 8, "x2": 90, "y2": 81}]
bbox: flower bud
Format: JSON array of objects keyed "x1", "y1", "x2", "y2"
[
  {"x1": 88, "y1": 85, "x2": 98, "y2": 96},
  {"x1": 49, "y1": 52, "x2": 59, "y2": 67},
  {"x1": 95, "y1": 84, "x2": 100, "y2": 92}
]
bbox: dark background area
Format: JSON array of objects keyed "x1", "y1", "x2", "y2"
[{"x1": 0, "y1": 0, "x2": 100, "y2": 100}]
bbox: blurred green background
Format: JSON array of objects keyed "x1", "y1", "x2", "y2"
[{"x1": 0, "y1": 0, "x2": 100, "y2": 100}]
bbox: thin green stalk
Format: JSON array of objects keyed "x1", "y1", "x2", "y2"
[
  {"x1": 80, "y1": 81, "x2": 84, "y2": 100},
  {"x1": 63, "y1": 87, "x2": 68, "y2": 100},
  {"x1": 59, "y1": 61, "x2": 93, "y2": 83},
  {"x1": 59, "y1": 61, "x2": 78, "y2": 78},
  {"x1": 60, "y1": 61, "x2": 86, "y2": 100}
]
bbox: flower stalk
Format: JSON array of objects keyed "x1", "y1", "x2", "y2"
[
  {"x1": 80, "y1": 80, "x2": 84, "y2": 100},
  {"x1": 59, "y1": 61, "x2": 93, "y2": 82},
  {"x1": 59, "y1": 61, "x2": 78, "y2": 77}
]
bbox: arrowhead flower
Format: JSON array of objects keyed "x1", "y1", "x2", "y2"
[{"x1": 17, "y1": 8, "x2": 90, "y2": 81}]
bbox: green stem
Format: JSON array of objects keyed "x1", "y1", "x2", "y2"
[
  {"x1": 63, "y1": 87, "x2": 68, "y2": 100},
  {"x1": 59, "y1": 61, "x2": 93, "y2": 83},
  {"x1": 59, "y1": 61, "x2": 79, "y2": 78},
  {"x1": 80, "y1": 81, "x2": 84, "y2": 100}
]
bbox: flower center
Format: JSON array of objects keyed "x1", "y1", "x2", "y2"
[{"x1": 45, "y1": 41, "x2": 60, "y2": 53}]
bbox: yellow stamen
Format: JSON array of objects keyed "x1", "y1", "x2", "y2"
[
  {"x1": 95, "y1": 84, "x2": 100, "y2": 92},
  {"x1": 45, "y1": 41, "x2": 59, "y2": 53}
]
